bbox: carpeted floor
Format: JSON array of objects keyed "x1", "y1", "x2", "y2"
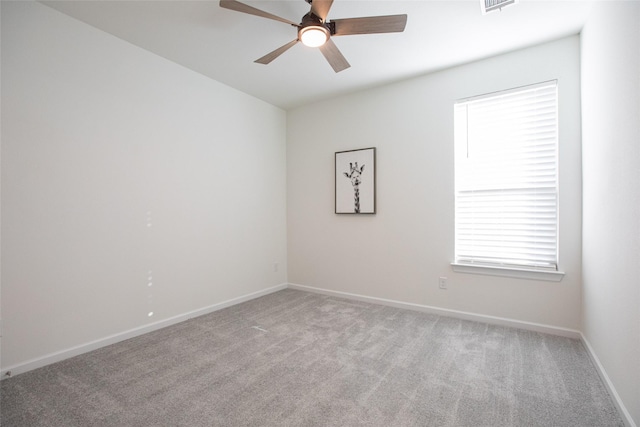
[{"x1": 1, "y1": 289, "x2": 624, "y2": 426}]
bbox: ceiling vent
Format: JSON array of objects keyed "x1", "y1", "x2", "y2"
[{"x1": 481, "y1": 0, "x2": 518, "y2": 14}]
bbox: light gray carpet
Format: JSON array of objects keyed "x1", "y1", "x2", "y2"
[{"x1": 1, "y1": 289, "x2": 624, "y2": 426}]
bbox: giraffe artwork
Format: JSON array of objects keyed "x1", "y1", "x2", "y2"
[
  {"x1": 335, "y1": 147, "x2": 376, "y2": 214},
  {"x1": 343, "y1": 162, "x2": 365, "y2": 213}
]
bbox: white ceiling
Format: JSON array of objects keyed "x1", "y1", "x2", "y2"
[{"x1": 41, "y1": 0, "x2": 594, "y2": 110}]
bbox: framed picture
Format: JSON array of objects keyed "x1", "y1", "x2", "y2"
[{"x1": 335, "y1": 147, "x2": 376, "y2": 214}]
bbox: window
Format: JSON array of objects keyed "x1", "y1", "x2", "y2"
[{"x1": 454, "y1": 81, "x2": 560, "y2": 277}]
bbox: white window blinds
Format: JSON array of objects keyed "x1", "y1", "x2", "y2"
[{"x1": 454, "y1": 81, "x2": 558, "y2": 271}]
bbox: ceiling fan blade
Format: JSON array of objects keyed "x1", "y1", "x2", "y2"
[
  {"x1": 310, "y1": 0, "x2": 334, "y2": 22},
  {"x1": 331, "y1": 14, "x2": 407, "y2": 36},
  {"x1": 220, "y1": 0, "x2": 298, "y2": 26},
  {"x1": 318, "y1": 39, "x2": 350, "y2": 73},
  {"x1": 254, "y1": 39, "x2": 299, "y2": 65}
]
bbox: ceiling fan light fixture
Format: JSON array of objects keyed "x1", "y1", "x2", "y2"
[{"x1": 299, "y1": 26, "x2": 329, "y2": 47}]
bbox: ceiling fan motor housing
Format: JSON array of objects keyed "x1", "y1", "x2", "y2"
[{"x1": 300, "y1": 11, "x2": 327, "y2": 28}]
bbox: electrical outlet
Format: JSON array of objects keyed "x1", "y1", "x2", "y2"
[
  {"x1": 273, "y1": 263, "x2": 279, "y2": 272},
  {"x1": 438, "y1": 277, "x2": 448, "y2": 289}
]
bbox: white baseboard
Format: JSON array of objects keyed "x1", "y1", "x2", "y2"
[
  {"x1": 580, "y1": 334, "x2": 637, "y2": 427},
  {"x1": 1, "y1": 283, "x2": 287, "y2": 380},
  {"x1": 287, "y1": 283, "x2": 581, "y2": 339}
]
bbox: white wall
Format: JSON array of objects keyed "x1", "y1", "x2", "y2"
[
  {"x1": 288, "y1": 36, "x2": 583, "y2": 330},
  {"x1": 581, "y1": 2, "x2": 640, "y2": 425},
  {"x1": 0, "y1": 1, "x2": 3, "y2": 372},
  {"x1": 1, "y1": 1, "x2": 287, "y2": 370}
]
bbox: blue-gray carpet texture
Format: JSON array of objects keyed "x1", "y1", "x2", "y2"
[{"x1": 1, "y1": 289, "x2": 624, "y2": 426}]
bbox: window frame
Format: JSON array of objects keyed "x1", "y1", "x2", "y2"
[{"x1": 452, "y1": 81, "x2": 565, "y2": 282}]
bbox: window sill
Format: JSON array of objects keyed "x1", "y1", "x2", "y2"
[{"x1": 451, "y1": 263, "x2": 565, "y2": 282}]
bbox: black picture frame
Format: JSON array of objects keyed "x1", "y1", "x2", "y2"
[{"x1": 335, "y1": 147, "x2": 376, "y2": 214}]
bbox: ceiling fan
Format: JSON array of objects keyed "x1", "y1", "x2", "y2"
[{"x1": 219, "y1": 0, "x2": 407, "y2": 73}]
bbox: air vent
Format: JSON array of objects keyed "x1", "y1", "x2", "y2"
[{"x1": 481, "y1": 0, "x2": 518, "y2": 14}]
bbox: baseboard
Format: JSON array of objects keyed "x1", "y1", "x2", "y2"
[
  {"x1": 287, "y1": 283, "x2": 581, "y2": 339},
  {"x1": 580, "y1": 334, "x2": 637, "y2": 427},
  {"x1": 1, "y1": 283, "x2": 288, "y2": 380}
]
